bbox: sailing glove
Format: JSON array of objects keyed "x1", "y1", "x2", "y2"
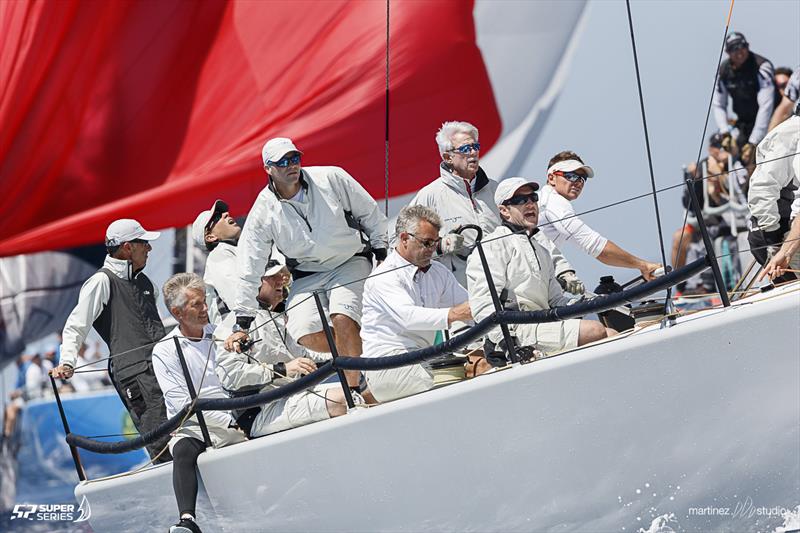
[
  {"x1": 557, "y1": 270, "x2": 585, "y2": 295},
  {"x1": 439, "y1": 232, "x2": 465, "y2": 255}
]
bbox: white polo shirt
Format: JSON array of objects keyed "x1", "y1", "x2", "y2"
[
  {"x1": 360, "y1": 250, "x2": 468, "y2": 358},
  {"x1": 538, "y1": 184, "x2": 608, "y2": 258}
]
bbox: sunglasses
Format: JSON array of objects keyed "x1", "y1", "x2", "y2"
[
  {"x1": 503, "y1": 192, "x2": 539, "y2": 206},
  {"x1": 553, "y1": 171, "x2": 587, "y2": 183},
  {"x1": 408, "y1": 233, "x2": 441, "y2": 249},
  {"x1": 450, "y1": 143, "x2": 481, "y2": 155},
  {"x1": 268, "y1": 154, "x2": 302, "y2": 167},
  {"x1": 128, "y1": 238, "x2": 149, "y2": 245}
]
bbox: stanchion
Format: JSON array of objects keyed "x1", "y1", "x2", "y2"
[
  {"x1": 50, "y1": 376, "x2": 86, "y2": 481},
  {"x1": 313, "y1": 291, "x2": 356, "y2": 408},
  {"x1": 173, "y1": 337, "x2": 213, "y2": 448},
  {"x1": 474, "y1": 240, "x2": 519, "y2": 363},
  {"x1": 685, "y1": 178, "x2": 731, "y2": 307}
]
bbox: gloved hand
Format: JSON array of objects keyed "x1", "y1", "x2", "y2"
[
  {"x1": 439, "y1": 232, "x2": 465, "y2": 255},
  {"x1": 557, "y1": 270, "x2": 585, "y2": 294},
  {"x1": 740, "y1": 142, "x2": 756, "y2": 165}
]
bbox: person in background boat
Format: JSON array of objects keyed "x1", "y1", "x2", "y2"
[
  {"x1": 152, "y1": 273, "x2": 247, "y2": 533},
  {"x1": 759, "y1": 215, "x2": 800, "y2": 281},
  {"x1": 217, "y1": 262, "x2": 351, "y2": 437},
  {"x1": 467, "y1": 179, "x2": 616, "y2": 358},
  {"x1": 3, "y1": 355, "x2": 32, "y2": 437},
  {"x1": 401, "y1": 121, "x2": 583, "y2": 293},
  {"x1": 747, "y1": 79, "x2": 800, "y2": 282},
  {"x1": 229, "y1": 137, "x2": 387, "y2": 393},
  {"x1": 539, "y1": 151, "x2": 662, "y2": 280},
  {"x1": 774, "y1": 67, "x2": 792, "y2": 99},
  {"x1": 191, "y1": 199, "x2": 242, "y2": 324},
  {"x1": 712, "y1": 32, "x2": 780, "y2": 167},
  {"x1": 50, "y1": 219, "x2": 172, "y2": 463},
  {"x1": 768, "y1": 66, "x2": 799, "y2": 131},
  {"x1": 360, "y1": 206, "x2": 473, "y2": 402},
  {"x1": 671, "y1": 133, "x2": 748, "y2": 271}
]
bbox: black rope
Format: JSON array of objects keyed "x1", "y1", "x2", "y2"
[
  {"x1": 624, "y1": 0, "x2": 669, "y2": 274},
  {"x1": 65, "y1": 257, "x2": 709, "y2": 454},
  {"x1": 675, "y1": 0, "x2": 734, "y2": 291},
  {"x1": 384, "y1": 0, "x2": 390, "y2": 217}
]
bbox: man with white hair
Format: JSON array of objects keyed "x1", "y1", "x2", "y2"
[
  {"x1": 51, "y1": 218, "x2": 172, "y2": 462},
  {"x1": 152, "y1": 273, "x2": 247, "y2": 533},
  {"x1": 539, "y1": 151, "x2": 661, "y2": 281},
  {"x1": 228, "y1": 137, "x2": 387, "y2": 391},
  {"x1": 403, "y1": 121, "x2": 581, "y2": 292},
  {"x1": 361, "y1": 205, "x2": 472, "y2": 402},
  {"x1": 467, "y1": 179, "x2": 616, "y2": 358},
  {"x1": 191, "y1": 199, "x2": 241, "y2": 322}
]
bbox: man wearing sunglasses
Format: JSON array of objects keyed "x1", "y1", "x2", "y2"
[
  {"x1": 191, "y1": 199, "x2": 242, "y2": 323},
  {"x1": 361, "y1": 205, "x2": 472, "y2": 402},
  {"x1": 51, "y1": 219, "x2": 172, "y2": 462},
  {"x1": 229, "y1": 137, "x2": 387, "y2": 391},
  {"x1": 539, "y1": 151, "x2": 662, "y2": 281},
  {"x1": 466, "y1": 179, "x2": 615, "y2": 358},
  {"x1": 712, "y1": 32, "x2": 780, "y2": 165},
  {"x1": 399, "y1": 121, "x2": 499, "y2": 288}
]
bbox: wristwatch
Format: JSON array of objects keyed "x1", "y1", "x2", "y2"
[{"x1": 232, "y1": 323, "x2": 248, "y2": 334}]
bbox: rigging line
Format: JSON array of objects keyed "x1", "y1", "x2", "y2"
[
  {"x1": 384, "y1": 0, "x2": 390, "y2": 217},
  {"x1": 675, "y1": 0, "x2": 735, "y2": 281},
  {"x1": 624, "y1": 0, "x2": 668, "y2": 272}
]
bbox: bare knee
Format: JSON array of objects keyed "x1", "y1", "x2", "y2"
[
  {"x1": 577, "y1": 320, "x2": 610, "y2": 346},
  {"x1": 331, "y1": 314, "x2": 359, "y2": 335},
  {"x1": 298, "y1": 331, "x2": 332, "y2": 353},
  {"x1": 325, "y1": 389, "x2": 347, "y2": 418}
]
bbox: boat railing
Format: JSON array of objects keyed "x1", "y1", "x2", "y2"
[{"x1": 55, "y1": 254, "x2": 710, "y2": 482}]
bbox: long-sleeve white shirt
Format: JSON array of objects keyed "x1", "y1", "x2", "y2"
[
  {"x1": 538, "y1": 184, "x2": 608, "y2": 258},
  {"x1": 204, "y1": 242, "x2": 238, "y2": 317},
  {"x1": 151, "y1": 323, "x2": 234, "y2": 429},
  {"x1": 59, "y1": 255, "x2": 161, "y2": 369},
  {"x1": 234, "y1": 166, "x2": 387, "y2": 319},
  {"x1": 360, "y1": 250, "x2": 468, "y2": 358}
]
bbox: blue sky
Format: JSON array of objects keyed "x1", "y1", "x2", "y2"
[{"x1": 519, "y1": 0, "x2": 800, "y2": 288}]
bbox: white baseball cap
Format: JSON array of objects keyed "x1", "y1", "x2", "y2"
[
  {"x1": 105, "y1": 219, "x2": 160, "y2": 247},
  {"x1": 494, "y1": 178, "x2": 540, "y2": 206},
  {"x1": 546, "y1": 159, "x2": 595, "y2": 178},
  {"x1": 261, "y1": 137, "x2": 303, "y2": 166},
  {"x1": 191, "y1": 199, "x2": 228, "y2": 248}
]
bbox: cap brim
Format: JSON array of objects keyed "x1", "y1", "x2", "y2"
[
  {"x1": 211, "y1": 199, "x2": 229, "y2": 216},
  {"x1": 140, "y1": 230, "x2": 160, "y2": 241},
  {"x1": 548, "y1": 160, "x2": 595, "y2": 178}
]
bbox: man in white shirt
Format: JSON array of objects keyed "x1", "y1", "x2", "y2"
[
  {"x1": 152, "y1": 273, "x2": 246, "y2": 533},
  {"x1": 361, "y1": 205, "x2": 472, "y2": 403},
  {"x1": 191, "y1": 199, "x2": 241, "y2": 322},
  {"x1": 539, "y1": 151, "x2": 661, "y2": 281},
  {"x1": 229, "y1": 137, "x2": 388, "y2": 390},
  {"x1": 467, "y1": 179, "x2": 616, "y2": 358}
]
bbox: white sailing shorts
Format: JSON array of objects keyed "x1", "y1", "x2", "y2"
[
  {"x1": 515, "y1": 318, "x2": 581, "y2": 355},
  {"x1": 250, "y1": 383, "x2": 336, "y2": 437},
  {"x1": 285, "y1": 256, "x2": 371, "y2": 341}
]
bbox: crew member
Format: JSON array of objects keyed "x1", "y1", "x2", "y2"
[
  {"x1": 152, "y1": 273, "x2": 247, "y2": 533},
  {"x1": 467, "y1": 179, "x2": 616, "y2": 358},
  {"x1": 361, "y1": 205, "x2": 472, "y2": 402},
  {"x1": 230, "y1": 137, "x2": 387, "y2": 390},
  {"x1": 539, "y1": 151, "x2": 662, "y2": 280},
  {"x1": 51, "y1": 219, "x2": 172, "y2": 462}
]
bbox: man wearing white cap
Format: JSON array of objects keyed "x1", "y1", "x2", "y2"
[
  {"x1": 191, "y1": 199, "x2": 241, "y2": 322},
  {"x1": 228, "y1": 137, "x2": 387, "y2": 389},
  {"x1": 52, "y1": 219, "x2": 172, "y2": 462},
  {"x1": 466, "y1": 179, "x2": 615, "y2": 358},
  {"x1": 539, "y1": 151, "x2": 661, "y2": 281}
]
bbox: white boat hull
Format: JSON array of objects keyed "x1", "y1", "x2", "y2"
[{"x1": 76, "y1": 284, "x2": 800, "y2": 532}]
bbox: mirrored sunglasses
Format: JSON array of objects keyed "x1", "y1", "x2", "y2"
[
  {"x1": 450, "y1": 143, "x2": 481, "y2": 155},
  {"x1": 269, "y1": 154, "x2": 302, "y2": 167}
]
